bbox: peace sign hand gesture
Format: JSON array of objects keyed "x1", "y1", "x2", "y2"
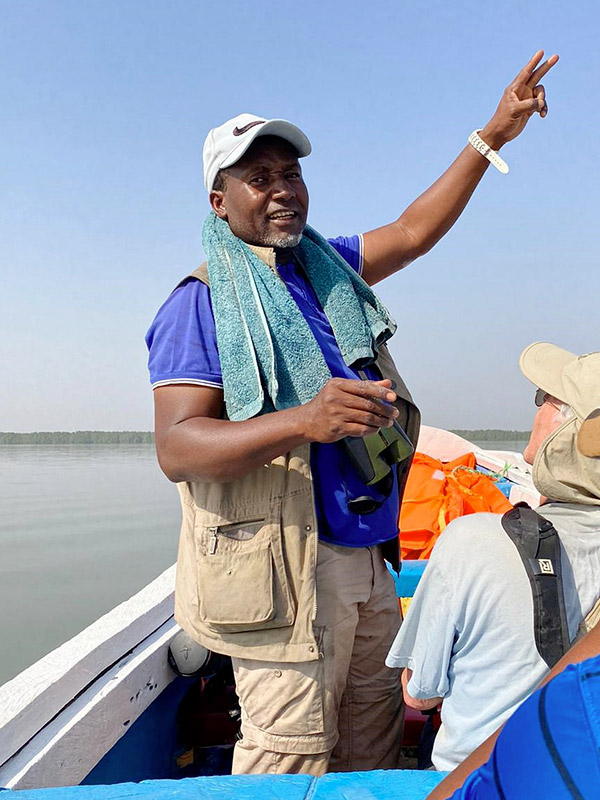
[{"x1": 480, "y1": 50, "x2": 559, "y2": 151}]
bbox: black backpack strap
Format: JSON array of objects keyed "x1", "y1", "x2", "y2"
[{"x1": 501, "y1": 504, "x2": 570, "y2": 668}]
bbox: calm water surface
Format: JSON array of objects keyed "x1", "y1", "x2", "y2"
[
  {"x1": 471, "y1": 440, "x2": 527, "y2": 454},
  {"x1": 0, "y1": 444, "x2": 180, "y2": 686},
  {"x1": 0, "y1": 439, "x2": 525, "y2": 687}
]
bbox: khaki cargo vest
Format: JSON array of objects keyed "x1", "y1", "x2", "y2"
[{"x1": 174, "y1": 245, "x2": 420, "y2": 662}]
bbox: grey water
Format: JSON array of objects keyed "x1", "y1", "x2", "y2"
[
  {"x1": 471, "y1": 440, "x2": 527, "y2": 454},
  {"x1": 0, "y1": 439, "x2": 525, "y2": 687},
  {"x1": 0, "y1": 444, "x2": 180, "y2": 687}
]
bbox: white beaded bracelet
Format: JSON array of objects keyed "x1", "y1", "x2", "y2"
[{"x1": 468, "y1": 129, "x2": 509, "y2": 174}]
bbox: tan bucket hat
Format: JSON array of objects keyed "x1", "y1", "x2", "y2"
[
  {"x1": 519, "y1": 342, "x2": 600, "y2": 449},
  {"x1": 519, "y1": 343, "x2": 600, "y2": 500}
]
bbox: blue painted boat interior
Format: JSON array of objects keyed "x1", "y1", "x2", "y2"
[
  {"x1": 2, "y1": 468, "x2": 519, "y2": 796},
  {"x1": 83, "y1": 667, "x2": 238, "y2": 785},
  {"x1": 81, "y1": 560, "x2": 429, "y2": 787},
  {"x1": 82, "y1": 678, "x2": 220, "y2": 786},
  {"x1": 13, "y1": 770, "x2": 446, "y2": 800},
  {"x1": 6, "y1": 555, "x2": 449, "y2": 796}
]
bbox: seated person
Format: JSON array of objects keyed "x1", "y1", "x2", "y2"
[{"x1": 386, "y1": 342, "x2": 600, "y2": 771}]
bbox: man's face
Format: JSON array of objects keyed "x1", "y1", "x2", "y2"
[
  {"x1": 209, "y1": 136, "x2": 309, "y2": 249},
  {"x1": 523, "y1": 394, "x2": 564, "y2": 465}
]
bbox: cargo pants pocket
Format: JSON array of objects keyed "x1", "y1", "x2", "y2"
[{"x1": 231, "y1": 629, "x2": 334, "y2": 752}]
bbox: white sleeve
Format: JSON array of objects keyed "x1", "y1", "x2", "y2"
[
  {"x1": 386, "y1": 558, "x2": 456, "y2": 700},
  {"x1": 357, "y1": 232, "x2": 364, "y2": 276}
]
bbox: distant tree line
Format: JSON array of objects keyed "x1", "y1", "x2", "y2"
[
  {"x1": 0, "y1": 429, "x2": 529, "y2": 445},
  {"x1": 450, "y1": 429, "x2": 531, "y2": 441},
  {"x1": 0, "y1": 431, "x2": 155, "y2": 444}
]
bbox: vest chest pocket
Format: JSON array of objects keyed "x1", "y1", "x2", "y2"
[{"x1": 196, "y1": 517, "x2": 296, "y2": 633}]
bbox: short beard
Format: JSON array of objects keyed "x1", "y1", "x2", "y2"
[{"x1": 258, "y1": 231, "x2": 304, "y2": 249}]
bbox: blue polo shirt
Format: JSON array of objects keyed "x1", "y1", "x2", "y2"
[{"x1": 146, "y1": 234, "x2": 399, "y2": 548}]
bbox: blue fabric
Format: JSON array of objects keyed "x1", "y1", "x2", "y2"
[
  {"x1": 146, "y1": 279, "x2": 223, "y2": 389},
  {"x1": 450, "y1": 654, "x2": 600, "y2": 799},
  {"x1": 8, "y1": 770, "x2": 445, "y2": 800},
  {"x1": 201, "y1": 214, "x2": 395, "y2": 421},
  {"x1": 475, "y1": 467, "x2": 512, "y2": 499},
  {"x1": 389, "y1": 559, "x2": 428, "y2": 597},
  {"x1": 146, "y1": 234, "x2": 400, "y2": 548},
  {"x1": 312, "y1": 770, "x2": 445, "y2": 799}
]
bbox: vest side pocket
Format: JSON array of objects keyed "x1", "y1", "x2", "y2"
[{"x1": 195, "y1": 515, "x2": 296, "y2": 633}]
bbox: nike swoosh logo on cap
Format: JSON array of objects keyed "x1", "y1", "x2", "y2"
[{"x1": 233, "y1": 120, "x2": 266, "y2": 136}]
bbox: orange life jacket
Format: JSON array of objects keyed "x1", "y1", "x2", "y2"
[{"x1": 399, "y1": 452, "x2": 512, "y2": 560}]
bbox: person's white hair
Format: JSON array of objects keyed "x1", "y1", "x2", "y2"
[{"x1": 555, "y1": 401, "x2": 574, "y2": 422}]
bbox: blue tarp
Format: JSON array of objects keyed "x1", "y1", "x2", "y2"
[
  {"x1": 10, "y1": 771, "x2": 445, "y2": 800},
  {"x1": 475, "y1": 466, "x2": 513, "y2": 499},
  {"x1": 390, "y1": 559, "x2": 427, "y2": 596}
]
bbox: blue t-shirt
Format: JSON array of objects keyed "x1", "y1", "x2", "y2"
[
  {"x1": 450, "y1": 653, "x2": 600, "y2": 799},
  {"x1": 146, "y1": 234, "x2": 399, "y2": 548}
]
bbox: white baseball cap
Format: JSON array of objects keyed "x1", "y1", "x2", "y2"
[{"x1": 202, "y1": 112, "x2": 312, "y2": 192}]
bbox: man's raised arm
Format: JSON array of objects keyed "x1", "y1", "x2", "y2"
[{"x1": 361, "y1": 50, "x2": 559, "y2": 285}]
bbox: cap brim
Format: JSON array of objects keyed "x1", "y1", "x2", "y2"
[
  {"x1": 578, "y1": 409, "x2": 600, "y2": 457},
  {"x1": 519, "y1": 342, "x2": 577, "y2": 403},
  {"x1": 220, "y1": 119, "x2": 312, "y2": 171}
]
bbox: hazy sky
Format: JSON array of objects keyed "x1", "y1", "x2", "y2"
[{"x1": 2, "y1": 0, "x2": 598, "y2": 432}]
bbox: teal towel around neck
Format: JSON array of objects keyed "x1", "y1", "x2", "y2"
[{"x1": 202, "y1": 213, "x2": 397, "y2": 421}]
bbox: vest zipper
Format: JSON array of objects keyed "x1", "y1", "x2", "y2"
[
  {"x1": 208, "y1": 519, "x2": 265, "y2": 555},
  {"x1": 311, "y1": 479, "x2": 319, "y2": 622}
]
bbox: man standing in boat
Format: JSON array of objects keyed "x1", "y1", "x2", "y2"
[{"x1": 146, "y1": 51, "x2": 558, "y2": 775}]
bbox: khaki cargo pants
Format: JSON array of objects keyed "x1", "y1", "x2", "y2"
[{"x1": 231, "y1": 540, "x2": 403, "y2": 775}]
